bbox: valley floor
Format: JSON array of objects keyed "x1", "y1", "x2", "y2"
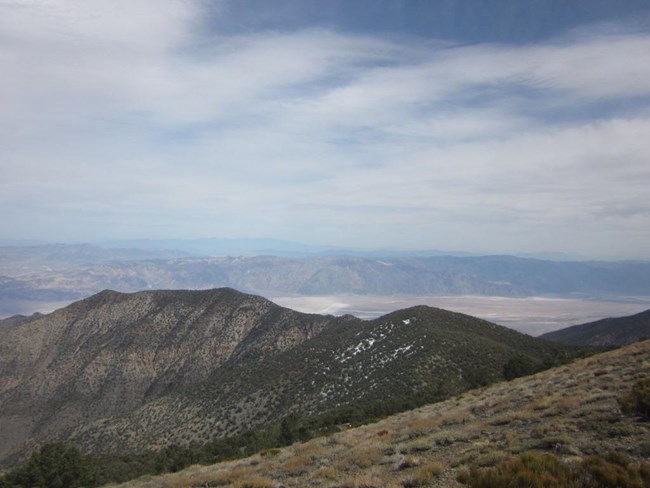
[
  {"x1": 108, "y1": 340, "x2": 650, "y2": 488},
  {"x1": 270, "y1": 294, "x2": 650, "y2": 336},
  {"x1": 5, "y1": 294, "x2": 650, "y2": 337}
]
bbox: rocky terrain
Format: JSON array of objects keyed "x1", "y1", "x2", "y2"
[
  {"x1": 0, "y1": 288, "x2": 341, "y2": 466},
  {"x1": 0, "y1": 288, "x2": 575, "y2": 468}
]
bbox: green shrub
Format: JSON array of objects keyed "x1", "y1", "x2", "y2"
[
  {"x1": 503, "y1": 355, "x2": 537, "y2": 381},
  {"x1": 0, "y1": 443, "x2": 99, "y2": 488}
]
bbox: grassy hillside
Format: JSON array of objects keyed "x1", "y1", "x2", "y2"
[{"x1": 107, "y1": 340, "x2": 650, "y2": 488}]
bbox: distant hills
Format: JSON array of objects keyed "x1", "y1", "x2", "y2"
[
  {"x1": 541, "y1": 308, "x2": 650, "y2": 346},
  {"x1": 0, "y1": 288, "x2": 576, "y2": 468},
  {"x1": 1, "y1": 243, "x2": 650, "y2": 317}
]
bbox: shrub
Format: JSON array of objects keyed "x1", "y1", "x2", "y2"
[
  {"x1": 0, "y1": 443, "x2": 99, "y2": 488},
  {"x1": 503, "y1": 355, "x2": 537, "y2": 380},
  {"x1": 618, "y1": 378, "x2": 650, "y2": 418},
  {"x1": 395, "y1": 455, "x2": 421, "y2": 471},
  {"x1": 259, "y1": 448, "x2": 281, "y2": 457},
  {"x1": 580, "y1": 451, "x2": 650, "y2": 488},
  {"x1": 458, "y1": 451, "x2": 650, "y2": 488},
  {"x1": 459, "y1": 451, "x2": 578, "y2": 487},
  {"x1": 409, "y1": 460, "x2": 444, "y2": 485}
]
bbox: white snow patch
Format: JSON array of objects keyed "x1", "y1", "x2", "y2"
[
  {"x1": 391, "y1": 344, "x2": 414, "y2": 359},
  {"x1": 336, "y1": 336, "x2": 379, "y2": 363}
]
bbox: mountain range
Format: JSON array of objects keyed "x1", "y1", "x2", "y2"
[
  {"x1": 0, "y1": 288, "x2": 577, "y2": 469},
  {"x1": 2, "y1": 244, "x2": 650, "y2": 318}
]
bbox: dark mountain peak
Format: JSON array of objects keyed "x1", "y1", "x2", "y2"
[
  {"x1": 541, "y1": 308, "x2": 650, "y2": 346},
  {"x1": 376, "y1": 304, "x2": 489, "y2": 324},
  {"x1": 631, "y1": 308, "x2": 650, "y2": 319}
]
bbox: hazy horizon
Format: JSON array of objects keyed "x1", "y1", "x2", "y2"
[{"x1": 0, "y1": 237, "x2": 647, "y2": 263}]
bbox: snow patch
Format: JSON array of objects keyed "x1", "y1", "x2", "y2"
[
  {"x1": 391, "y1": 344, "x2": 414, "y2": 359},
  {"x1": 335, "y1": 337, "x2": 377, "y2": 363}
]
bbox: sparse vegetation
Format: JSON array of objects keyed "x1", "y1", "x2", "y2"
[
  {"x1": 93, "y1": 340, "x2": 645, "y2": 488},
  {"x1": 459, "y1": 451, "x2": 576, "y2": 487},
  {"x1": 458, "y1": 451, "x2": 650, "y2": 488},
  {"x1": 1, "y1": 340, "x2": 644, "y2": 488},
  {"x1": 1, "y1": 303, "x2": 647, "y2": 488},
  {"x1": 2, "y1": 289, "x2": 581, "y2": 471}
]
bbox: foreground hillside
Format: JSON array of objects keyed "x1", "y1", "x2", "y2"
[
  {"x1": 110, "y1": 340, "x2": 650, "y2": 488},
  {"x1": 0, "y1": 288, "x2": 574, "y2": 468},
  {"x1": 542, "y1": 309, "x2": 650, "y2": 346}
]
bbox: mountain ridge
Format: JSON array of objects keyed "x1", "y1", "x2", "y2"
[
  {"x1": 0, "y1": 288, "x2": 578, "y2": 468},
  {"x1": 0, "y1": 288, "x2": 350, "y2": 466},
  {"x1": 541, "y1": 308, "x2": 650, "y2": 346}
]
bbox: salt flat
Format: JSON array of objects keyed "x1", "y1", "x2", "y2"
[
  {"x1": 270, "y1": 294, "x2": 650, "y2": 336},
  {"x1": 4, "y1": 293, "x2": 649, "y2": 337}
]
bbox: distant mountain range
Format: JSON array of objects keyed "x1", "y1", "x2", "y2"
[
  {"x1": 541, "y1": 309, "x2": 650, "y2": 346},
  {"x1": 0, "y1": 288, "x2": 576, "y2": 468},
  {"x1": 1, "y1": 244, "x2": 650, "y2": 317}
]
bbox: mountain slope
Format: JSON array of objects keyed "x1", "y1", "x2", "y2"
[
  {"x1": 0, "y1": 288, "x2": 576, "y2": 467},
  {"x1": 541, "y1": 308, "x2": 650, "y2": 346},
  {"x1": 108, "y1": 340, "x2": 650, "y2": 488},
  {"x1": 0, "y1": 288, "x2": 343, "y2": 467}
]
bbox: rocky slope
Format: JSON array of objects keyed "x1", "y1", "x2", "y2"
[
  {"x1": 0, "y1": 288, "x2": 576, "y2": 467},
  {"x1": 0, "y1": 288, "x2": 341, "y2": 467},
  {"x1": 541, "y1": 308, "x2": 650, "y2": 346}
]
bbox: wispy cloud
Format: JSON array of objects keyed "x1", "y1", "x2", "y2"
[{"x1": 1, "y1": 1, "x2": 649, "y2": 258}]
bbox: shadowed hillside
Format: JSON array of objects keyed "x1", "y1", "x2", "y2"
[{"x1": 541, "y1": 309, "x2": 650, "y2": 346}]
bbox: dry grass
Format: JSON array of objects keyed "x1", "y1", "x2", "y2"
[{"x1": 108, "y1": 341, "x2": 650, "y2": 488}]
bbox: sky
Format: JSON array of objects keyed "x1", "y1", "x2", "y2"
[{"x1": 1, "y1": 0, "x2": 650, "y2": 259}]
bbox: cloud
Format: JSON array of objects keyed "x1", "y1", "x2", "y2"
[{"x1": 1, "y1": 1, "x2": 649, "y2": 258}]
